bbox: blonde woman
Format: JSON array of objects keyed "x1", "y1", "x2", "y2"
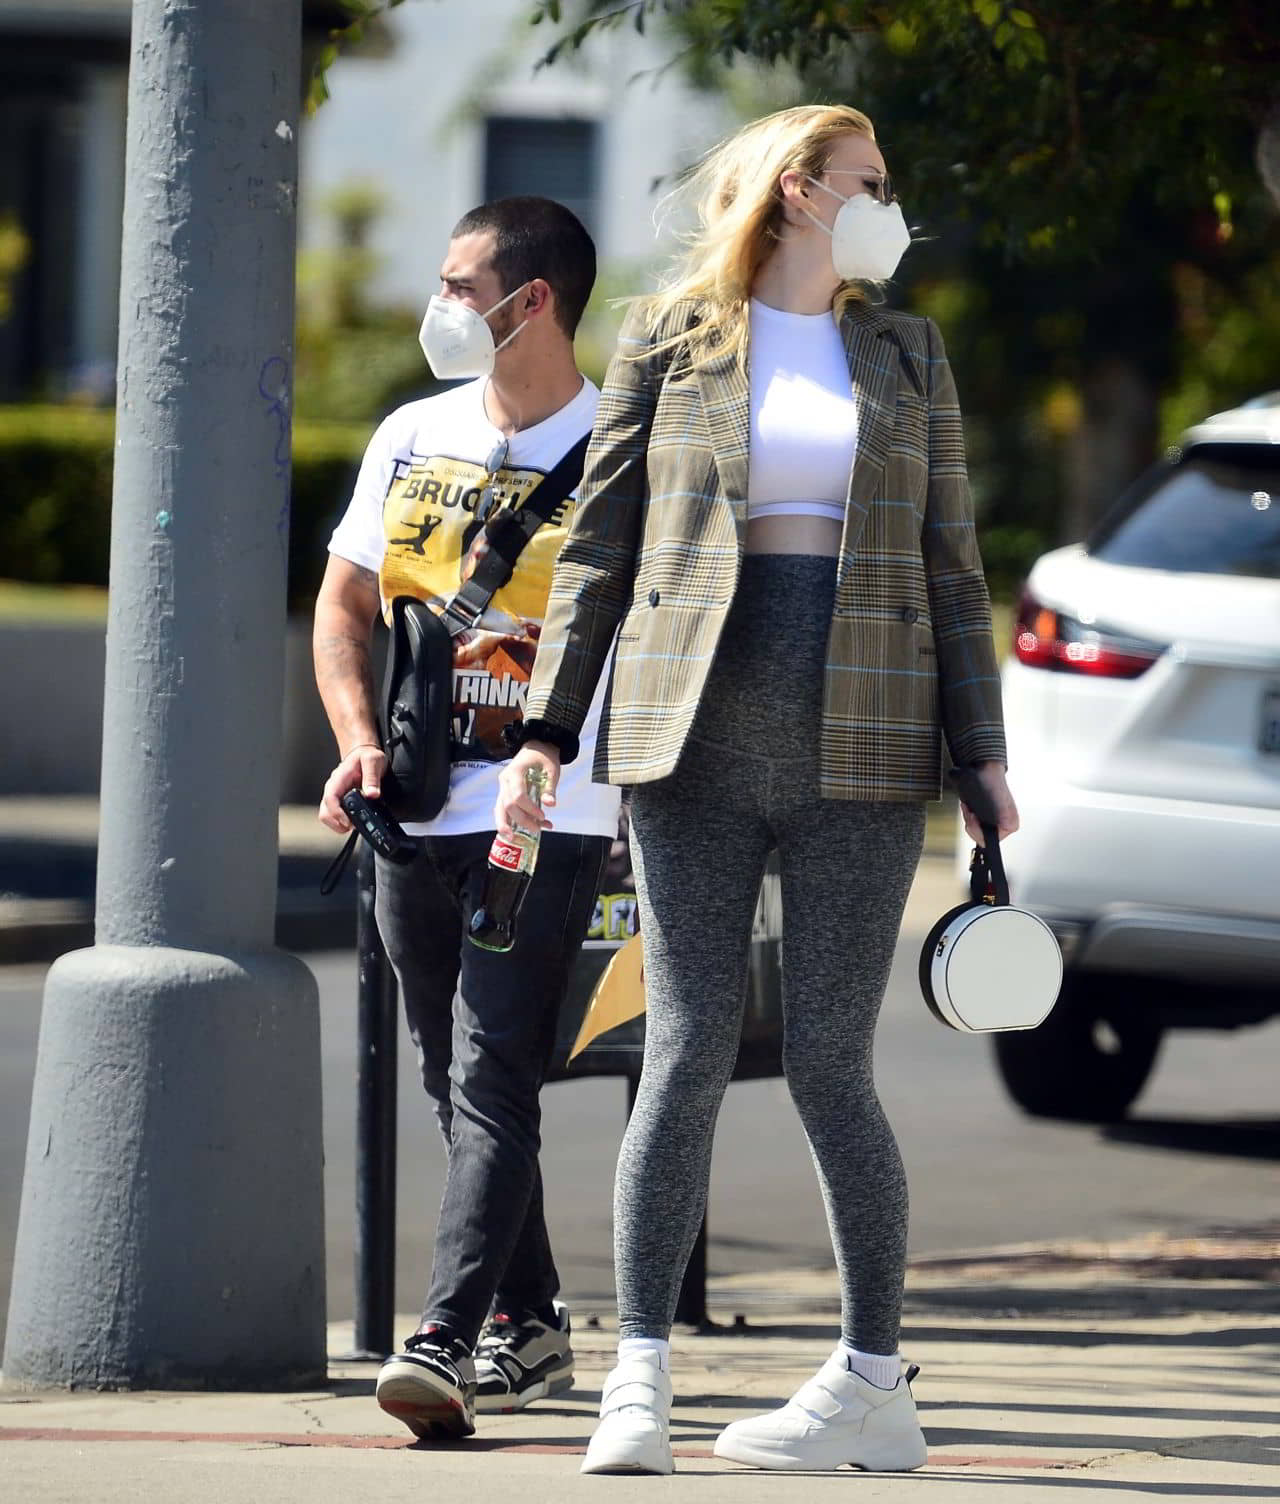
[{"x1": 496, "y1": 104, "x2": 1017, "y2": 1475}]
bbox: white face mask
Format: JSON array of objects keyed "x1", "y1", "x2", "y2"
[
  {"x1": 802, "y1": 177, "x2": 912, "y2": 283},
  {"x1": 418, "y1": 283, "x2": 529, "y2": 380}
]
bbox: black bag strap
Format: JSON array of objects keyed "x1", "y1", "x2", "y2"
[
  {"x1": 949, "y1": 765, "x2": 1011, "y2": 907},
  {"x1": 319, "y1": 830, "x2": 359, "y2": 897},
  {"x1": 438, "y1": 434, "x2": 590, "y2": 638}
]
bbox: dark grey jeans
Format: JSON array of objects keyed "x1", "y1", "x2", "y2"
[{"x1": 375, "y1": 828, "x2": 609, "y2": 1349}]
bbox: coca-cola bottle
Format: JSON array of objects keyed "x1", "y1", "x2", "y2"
[{"x1": 467, "y1": 767, "x2": 547, "y2": 953}]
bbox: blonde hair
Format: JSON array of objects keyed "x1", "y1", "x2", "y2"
[{"x1": 638, "y1": 104, "x2": 878, "y2": 368}]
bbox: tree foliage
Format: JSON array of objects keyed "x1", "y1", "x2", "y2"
[
  {"x1": 529, "y1": 0, "x2": 1280, "y2": 258},
  {"x1": 307, "y1": 0, "x2": 409, "y2": 112}
]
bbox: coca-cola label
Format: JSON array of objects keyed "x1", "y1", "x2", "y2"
[{"x1": 490, "y1": 836, "x2": 530, "y2": 873}]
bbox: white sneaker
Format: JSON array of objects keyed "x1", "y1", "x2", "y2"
[
  {"x1": 580, "y1": 1351, "x2": 674, "y2": 1475},
  {"x1": 713, "y1": 1354, "x2": 927, "y2": 1472}
]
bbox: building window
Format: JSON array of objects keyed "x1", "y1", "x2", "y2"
[{"x1": 482, "y1": 116, "x2": 599, "y2": 236}]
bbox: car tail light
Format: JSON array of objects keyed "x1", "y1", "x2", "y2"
[{"x1": 1013, "y1": 593, "x2": 1165, "y2": 678}]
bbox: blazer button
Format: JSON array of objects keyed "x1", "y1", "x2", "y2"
[
  {"x1": 648, "y1": 589, "x2": 661, "y2": 607},
  {"x1": 902, "y1": 606, "x2": 919, "y2": 624}
]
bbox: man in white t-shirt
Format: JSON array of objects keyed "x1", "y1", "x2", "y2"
[{"x1": 313, "y1": 197, "x2": 619, "y2": 1441}]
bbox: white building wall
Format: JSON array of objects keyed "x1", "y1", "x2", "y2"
[
  {"x1": 72, "y1": 63, "x2": 128, "y2": 394},
  {"x1": 299, "y1": 0, "x2": 738, "y2": 310}
]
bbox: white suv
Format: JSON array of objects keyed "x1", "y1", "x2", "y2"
[{"x1": 987, "y1": 393, "x2": 1280, "y2": 1121}]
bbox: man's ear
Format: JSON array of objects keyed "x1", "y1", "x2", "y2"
[{"x1": 524, "y1": 278, "x2": 553, "y2": 319}]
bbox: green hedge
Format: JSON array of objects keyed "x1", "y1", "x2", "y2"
[
  {"x1": 0, "y1": 404, "x2": 369, "y2": 611},
  {"x1": 1, "y1": 402, "x2": 1033, "y2": 611}
]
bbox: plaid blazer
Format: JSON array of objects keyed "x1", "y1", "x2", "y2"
[{"x1": 526, "y1": 297, "x2": 1006, "y2": 801}]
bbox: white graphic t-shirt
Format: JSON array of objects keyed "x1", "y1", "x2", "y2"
[{"x1": 328, "y1": 376, "x2": 620, "y2": 839}]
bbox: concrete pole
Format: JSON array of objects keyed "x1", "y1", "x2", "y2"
[{"x1": 3, "y1": 0, "x2": 325, "y2": 1390}]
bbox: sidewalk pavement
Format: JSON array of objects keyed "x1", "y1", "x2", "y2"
[{"x1": 3, "y1": 1229, "x2": 1276, "y2": 1502}]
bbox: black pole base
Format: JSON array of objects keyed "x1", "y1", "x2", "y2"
[{"x1": 352, "y1": 842, "x2": 398, "y2": 1361}]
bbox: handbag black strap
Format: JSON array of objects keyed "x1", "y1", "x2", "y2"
[
  {"x1": 949, "y1": 765, "x2": 1010, "y2": 906},
  {"x1": 438, "y1": 434, "x2": 590, "y2": 638}
]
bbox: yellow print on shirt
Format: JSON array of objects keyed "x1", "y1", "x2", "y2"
[{"x1": 380, "y1": 451, "x2": 577, "y2": 762}]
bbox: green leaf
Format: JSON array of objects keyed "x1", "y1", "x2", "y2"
[{"x1": 885, "y1": 18, "x2": 918, "y2": 54}]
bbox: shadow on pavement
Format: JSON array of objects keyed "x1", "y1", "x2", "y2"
[
  {"x1": 1104, "y1": 1117, "x2": 1280, "y2": 1162},
  {"x1": 914, "y1": 1474, "x2": 1280, "y2": 1496},
  {"x1": 897, "y1": 1323, "x2": 1279, "y2": 1350},
  {"x1": 901, "y1": 1283, "x2": 1280, "y2": 1319},
  {"x1": 921, "y1": 1426, "x2": 1279, "y2": 1464},
  {"x1": 938, "y1": 1399, "x2": 1280, "y2": 1427}
]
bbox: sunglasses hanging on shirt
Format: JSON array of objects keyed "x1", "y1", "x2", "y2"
[{"x1": 476, "y1": 436, "x2": 510, "y2": 523}]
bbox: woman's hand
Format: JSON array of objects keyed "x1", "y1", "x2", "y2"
[
  {"x1": 495, "y1": 741, "x2": 562, "y2": 837},
  {"x1": 960, "y1": 761, "x2": 1020, "y2": 846}
]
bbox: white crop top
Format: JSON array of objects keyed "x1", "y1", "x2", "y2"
[{"x1": 747, "y1": 298, "x2": 857, "y2": 524}]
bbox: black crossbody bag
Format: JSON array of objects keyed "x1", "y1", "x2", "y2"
[
  {"x1": 320, "y1": 434, "x2": 592, "y2": 895},
  {"x1": 378, "y1": 432, "x2": 590, "y2": 823}
]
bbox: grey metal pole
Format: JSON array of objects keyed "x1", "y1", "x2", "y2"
[{"x1": 2, "y1": 0, "x2": 325, "y2": 1390}]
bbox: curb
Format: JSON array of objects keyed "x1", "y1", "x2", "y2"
[{"x1": 0, "y1": 893, "x2": 356, "y2": 966}]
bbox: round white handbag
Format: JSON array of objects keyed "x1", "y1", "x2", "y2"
[{"x1": 919, "y1": 770, "x2": 1063, "y2": 1034}]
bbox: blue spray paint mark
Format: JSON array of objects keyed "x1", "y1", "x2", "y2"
[{"x1": 258, "y1": 355, "x2": 293, "y2": 560}]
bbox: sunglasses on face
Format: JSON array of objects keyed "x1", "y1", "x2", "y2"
[{"x1": 824, "y1": 167, "x2": 897, "y2": 206}]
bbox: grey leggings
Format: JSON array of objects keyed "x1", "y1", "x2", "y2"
[{"x1": 618, "y1": 554, "x2": 925, "y2": 1354}]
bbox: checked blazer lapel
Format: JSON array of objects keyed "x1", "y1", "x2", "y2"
[
  {"x1": 693, "y1": 339, "x2": 751, "y2": 547},
  {"x1": 838, "y1": 301, "x2": 901, "y2": 564}
]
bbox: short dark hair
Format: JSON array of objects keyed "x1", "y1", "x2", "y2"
[{"x1": 451, "y1": 196, "x2": 596, "y2": 336}]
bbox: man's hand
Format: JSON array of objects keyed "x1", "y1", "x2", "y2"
[
  {"x1": 495, "y1": 742, "x2": 561, "y2": 838},
  {"x1": 319, "y1": 743, "x2": 387, "y2": 833},
  {"x1": 960, "y1": 761, "x2": 1020, "y2": 846}
]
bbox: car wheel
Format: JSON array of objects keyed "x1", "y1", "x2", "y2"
[{"x1": 991, "y1": 973, "x2": 1163, "y2": 1122}]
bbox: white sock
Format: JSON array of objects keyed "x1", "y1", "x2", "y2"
[
  {"x1": 618, "y1": 1336, "x2": 670, "y2": 1372},
  {"x1": 838, "y1": 1342, "x2": 901, "y2": 1390}
]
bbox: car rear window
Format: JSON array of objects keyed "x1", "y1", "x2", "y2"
[{"x1": 1089, "y1": 444, "x2": 1280, "y2": 578}]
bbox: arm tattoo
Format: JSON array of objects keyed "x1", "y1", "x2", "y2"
[
  {"x1": 314, "y1": 564, "x2": 381, "y2": 750},
  {"x1": 315, "y1": 632, "x2": 379, "y2": 753},
  {"x1": 314, "y1": 633, "x2": 375, "y2": 704}
]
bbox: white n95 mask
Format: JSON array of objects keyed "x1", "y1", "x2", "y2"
[
  {"x1": 803, "y1": 178, "x2": 912, "y2": 283},
  {"x1": 418, "y1": 283, "x2": 529, "y2": 380}
]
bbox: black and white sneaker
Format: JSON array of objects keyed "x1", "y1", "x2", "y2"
[
  {"x1": 474, "y1": 1299, "x2": 574, "y2": 1413},
  {"x1": 375, "y1": 1327, "x2": 476, "y2": 1440}
]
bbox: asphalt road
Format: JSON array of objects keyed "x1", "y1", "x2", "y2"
[{"x1": 2, "y1": 859, "x2": 1278, "y2": 1352}]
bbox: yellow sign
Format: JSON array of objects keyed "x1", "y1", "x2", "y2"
[{"x1": 569, "y1": 933, "x2": 645, "y2": 1061}]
